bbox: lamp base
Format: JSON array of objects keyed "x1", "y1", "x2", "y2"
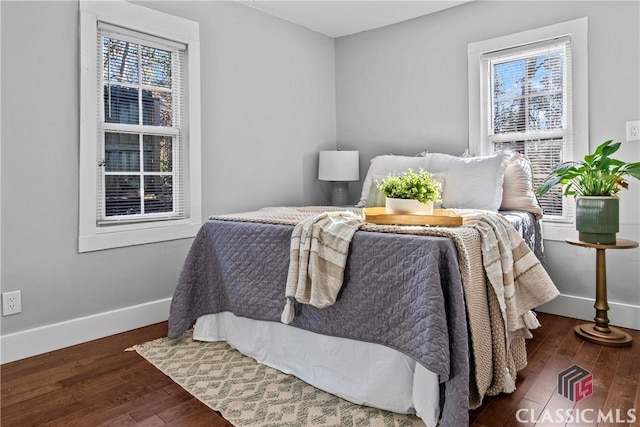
[{"x1": 331, "y1": 182, "x2": 350, "y2": 206}]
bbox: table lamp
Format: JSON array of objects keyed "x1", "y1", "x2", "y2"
[{"x1": 318, "y1": 150, "x2": 360, "y2": 206}]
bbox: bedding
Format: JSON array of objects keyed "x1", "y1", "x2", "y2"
[
  {"x1": 425, "y1": 152, "x2": 509, "y2": 211},
  {"x1": 190, "y1": 291, "x2": 524, "y2": 426},
  {"x1": 500, "y1": 153, "x2": 544, "y2": 218},
  {"x1": 193, "y1": 312, "x2": 443, "y2": 425},
  {"x1": 284, "y1": 211, "x2": 363, "y2": 313},
  {"x1": 501, "y1": 209, "x2": 545, "y2": 266},
  {"x1": 357, "y1": 151, "x2": 544, "y2": 218},
  {"x1": 170, "y1": 216, "x2": 470, "y2": 426},
  {"x1": 357, "y1": 155, "x2": 426, "y2": 206},
  {"x1": 168, "y1": 206, "x2": 558, "y2": 427}
]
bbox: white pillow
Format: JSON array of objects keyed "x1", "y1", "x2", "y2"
[
  {"x1": 357, "y1": 155, "x2": 427, "y2": 207},
  {"x1": 501, "y1": 152, "x2": 544, "y2": 218},
  {"x1": 364, "y1": 174, "x2": 388, "y2": 207},
  {"x1": 425, "y1": 152, "x2": 508, "y2": 211}
]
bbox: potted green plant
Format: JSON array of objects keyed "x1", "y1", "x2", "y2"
[
  {"x1": 536, "y1": 139, "x2": 640, "y2": 244},
  {"x1": 377, "y1": 168, "x2": 442, "y2": 215}
]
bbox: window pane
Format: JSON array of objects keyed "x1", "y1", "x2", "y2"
[
  {"x1": 493, "y1": 60, "x2": 524, "y2": 101},
  {"x1": 493, "y1": 140, "x2": 526, "y2": 154},
  {"x1": 143, "y1": 135, "x2": 172, "y2": 172},
  {"x1": 494, "y1": 99, "x2": 525, "y2": 133},
  {"x1": 525, "y1": 138, "x2": 564, "y2": 216},
  {"x1": 105, "y1": 175, "x2": 141, "y2": 216},
  {"x1": 528, "y1": 94, "x2": 563, "y2": 131},
  {"x1": 103, "y1": 38, "x2": 139, "y2": 84},
  {"x1": 144, "y1": 176, "x2": 173, "y2": 213},
  {"x1": 141, "y1": 46, "x2": 172, "y2": 88},
  {"x1": 529, "y1": 53, "x2": 563, "y2": 94},
  {"x1": 492, "y1": 52, "x2": 565, "y2": 135},
  {"x1": 104, "y1": 85, "x2": 139, "y2": 124},
  {"x1": 105, "y1": 133, "x2": 139, "y2": 172},
  {"x1": 142, "y1": 90, "x2": 172, "y2": 126}
]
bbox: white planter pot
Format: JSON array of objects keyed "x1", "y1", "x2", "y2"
[{"x1": 385, "y1": 197, "x2": 433, "y2": 215}]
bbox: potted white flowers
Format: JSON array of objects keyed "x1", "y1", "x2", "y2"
[{"x1": 377, "y1": 169, "x2": 442, "y2": 215}]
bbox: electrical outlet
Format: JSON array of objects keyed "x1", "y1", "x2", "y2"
[
  {"x1": 2, "y1": 290, "x2": 22, "y2": 316},
  {"x1": 626, "y1": 120, "x2": 640, "y2": 141}
]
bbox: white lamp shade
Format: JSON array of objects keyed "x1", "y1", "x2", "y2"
[{"x1": 318, "y1": 150, "x2": 359, "y2": 182}]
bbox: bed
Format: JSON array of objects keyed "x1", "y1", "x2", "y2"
[{"x1": 167, "y1": 151, "x2": 559, "y2": 427}]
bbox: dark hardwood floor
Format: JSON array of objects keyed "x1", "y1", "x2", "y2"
[{"x1": 1, "y1": 312, "x2": 638, "y2": 426}]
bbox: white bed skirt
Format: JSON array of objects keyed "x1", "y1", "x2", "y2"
[{"x1": 193, "y1": 312, "x2": 440, "y2": 427}]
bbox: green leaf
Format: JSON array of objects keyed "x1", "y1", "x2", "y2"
[
  {"x1": 600, "y1": 140, "x2": 621, "y2": 158},
  {"x1": 536, "y1": 139, "x2": 638, "y2": 198},
  {"x1": 377, "y1": 168, "x2": 442, "y2": 204}
]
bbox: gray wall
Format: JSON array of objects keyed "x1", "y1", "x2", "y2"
[
  {"x1": 1, "y1": 0, "x2": 638, "y2": 340},
  {"x1": 0, "y1": 1, "x2": 336, "y2": 335},
  {"x1": 335, "y1": 1, "x2": 640, "y2": 310},
  {"x1": 138, "y1": 1, "x2": 337, "y2": 214}
]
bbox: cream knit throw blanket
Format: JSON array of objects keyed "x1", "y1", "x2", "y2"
[
  {"x1": 281, "y1": 211, "x2": 364, "y2": 324},
  {"x1": 457, "y1": 210, "x2": 559, "y2": 395},
  {"x1": 459, "y1": 211, "x2": 559, "y2": 345}
]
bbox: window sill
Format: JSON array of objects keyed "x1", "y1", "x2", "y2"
[
  {"x1": 79, "y1": 220, "x2": 201, "y2": 252},
  {"x1": 542, "y1": 220, "x2": 578, "y2": 242}
]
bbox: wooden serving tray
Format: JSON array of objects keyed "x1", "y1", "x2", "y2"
[{"x1": 364, "y1": 207, "x2": 463, "y2": 226}]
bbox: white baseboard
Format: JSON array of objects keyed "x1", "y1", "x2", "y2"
[
  {"x1": 0, "y1": 298, "x2": 171, "y2": 364},
  {"x1": 2, "y1": 294, "x2": 637, "y2": 364},
  {"x1": 537, "y1": 293, "x2": 640, "y2": 331}
]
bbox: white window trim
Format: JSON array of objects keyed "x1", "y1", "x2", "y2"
[
  {"x1": 468, "y1": 17, "x2": 589, "y2": 241},
  {"x1": 79, "y1": 1, "x2": 202, "y2": 252}
]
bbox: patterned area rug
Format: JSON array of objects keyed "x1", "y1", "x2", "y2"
[{"x1": 130, "y1": 331, "x2": 425, "y2": 427}]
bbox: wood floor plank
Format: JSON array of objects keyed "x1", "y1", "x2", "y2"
[
  {"x1": 60, "y1": 375, "x2": 173, "y2": 426},
  {"x1": 470, "y1": 371, "x2": 539, "y2": 427},
  {"x1": 471, "y1": 314, "x2": 640, "y2": 427},
  {"x1": 127, "y1": 386, "x2": 192, "y2": 422},
  {"x1": 1, "y1": 315, "x2": 638, "y2": 427},
  {"x1": 1, "y1": 390, "x2": 85, "y2": 427},
  {"x1": 569, "y1": 339, "x2": 602, "y2": 371},
  {"x1": 133, "y1": 415, "x2": 167, "y2": 427},
  {"x1": 522, "y1": 332, "x2": 575, "y2": 404},
  {"x1": 502, "y1": 398, "x2": 544, "y2": 427},
  {"x1": 472, "y1": 313, "x2": 557, "y2": 426},
  {"x1": 634, "y1": 390, "x2": 640, "y2": 427},
  {"x1": 0, "y1": 352, "x2": 67, "y2": 383},
  {"x1": 157, "y1": 398, "x2": 232, "y2": 426},
  {"x1": 521, "y1": 315, "x2": 575, "y2": 376},
  {"x1": 520, "y1": 312, "x2": 553, "y2": 358},
  {"x1": 598, "y1": 338, "x2": 640, "y2": 427}
]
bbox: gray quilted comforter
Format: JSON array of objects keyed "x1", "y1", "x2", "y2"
[
  {"x1": 501, "y1": 210, "x2": 545, "y2": 267},
  {"x1": 169, "y1": 220, "x2": 470, "y2": 427}
]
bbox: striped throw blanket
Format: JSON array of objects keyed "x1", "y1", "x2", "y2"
[
  {"x1": 281, "y1": 211, "x2": 364, "y2": 324},
  {"x1": 461, "y1": 211, "x2": 559, "y2": 346}
]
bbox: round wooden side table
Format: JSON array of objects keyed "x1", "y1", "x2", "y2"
[{"x1": 566, "y1": 238, "x2": 638, "y2": 347}]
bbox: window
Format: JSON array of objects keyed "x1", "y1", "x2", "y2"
[
  {"x1": 100, "y1": 26, "x2": 183, "y2": 221},
  {"x1": 488, "y1": 38, "x2": 570, "y2": 218},
  {"x1": 79, "y1": 1, "x2": 202, "y2": 252},
  {"x1": 468, "y1": 18, "x2": 588, "y2": 241}
]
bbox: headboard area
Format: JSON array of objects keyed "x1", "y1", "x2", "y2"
[{"x1": 357, "y1": 151, "x2": 543, "y2": 219}]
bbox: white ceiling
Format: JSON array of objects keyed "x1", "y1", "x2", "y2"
[{"x1": 238, "y1": 1, "x2": 472, "y2": 38}]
